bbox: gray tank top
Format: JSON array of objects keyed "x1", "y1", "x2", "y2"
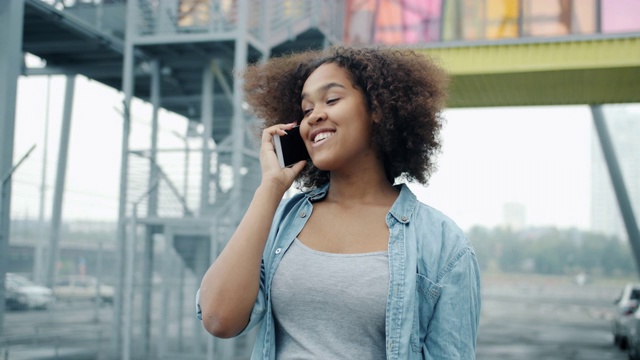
[{"x1": 271, "y1": 238, "x2": 389, "y2": 359}]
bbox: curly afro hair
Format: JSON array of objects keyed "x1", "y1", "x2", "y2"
[{"x1": 242, "y1": 46, "x2": 449, "y2": 189}]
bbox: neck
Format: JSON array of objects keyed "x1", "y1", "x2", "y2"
[{"x1": 326, "y1": 162, "x2": 398, "y2": 205}]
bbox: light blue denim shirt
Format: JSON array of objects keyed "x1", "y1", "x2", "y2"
[{"x1": 198, "y1": 183, "x2": 481, "y2": 359}]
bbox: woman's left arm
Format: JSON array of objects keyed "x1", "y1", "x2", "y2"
[{"x1": 423, "y1": 246, "x2": 481, "y2": 359}]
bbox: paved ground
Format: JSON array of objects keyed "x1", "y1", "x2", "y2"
[
  {"x1": 0, "y1": 273, "x2": 633, "y2": 359},
  {"x1": 477, "y1": 273, "x2": 628, "y2": 360}
]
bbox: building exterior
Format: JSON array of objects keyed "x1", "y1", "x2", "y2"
[{"x1": 345, "y1": 0, "x2": 640, "y2": 45}]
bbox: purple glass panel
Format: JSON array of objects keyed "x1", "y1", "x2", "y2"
[
  {"x1": 602, "y1": 0, "x2": 640, "y2": 33},
  {"x1": 401, "y1": 0, "x2": 443, "y2": 43}
]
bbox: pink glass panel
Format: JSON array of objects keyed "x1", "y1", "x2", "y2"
[
  {"x1": 401, "y1": 0, "x2": 443, "y2": 43},
  {"x1": 345, "y1": 0, "x2": 443, "y2": 45},
  {"x1": 602, "y1": 0, "x2": 640, "y2": 33}
]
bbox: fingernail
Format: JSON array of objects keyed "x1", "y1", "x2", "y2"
[{"x1": 282, "y1": 130, "x2": 288, "y2": 135}]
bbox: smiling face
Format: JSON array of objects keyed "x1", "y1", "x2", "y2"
[{"x1": 299, "y1": 62, "x2": 378, "y2": 174}]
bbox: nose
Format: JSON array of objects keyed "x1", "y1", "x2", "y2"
[{"x1": 307, "y1": 109, "x2": 327, "y2": 126}]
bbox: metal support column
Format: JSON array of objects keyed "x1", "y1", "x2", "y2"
[
  {"x1": 34, "y1": 76, "x2": 52, "y2": 285},
  {"x1": 199, "y1": 63, "x2": 214, "y2": 214},
  {"x1": 94, "y1": 240, "x2": 103, "y2": 322},
  {"x1": 159, "y1": 228, "x2": 173, "y2": 359},
  {"x1": 140, "y1": 58, "x2": 161, "y2": 360},
  {"x1": 194, "y1": 236, "x2": 211, "y2": 357},
  {"x1": 122, "y1": 204, "x2": 138, "y2": 360},
  {"x1": 0, "y1": 0, "x2": 25, "y2": 335},
  {"x1": 115, "y1": 0, "x2": 138, "y2": 354},
  {"x1": 46, "y1": 75, "x2": 76, "y2": 289},
  {"x1": 148, "y1": 60, "x2": 160, "y2": 216},
  {"x1": 591, "y1": 104, "x2": 640, "y2": 274},
  {"x1": 230, "y1": 0, "x2": 249, "y2": 217}
]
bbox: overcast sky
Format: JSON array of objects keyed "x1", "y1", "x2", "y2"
[{"x1": 10, "y1": 74, "x2": 636, "y2": 232}]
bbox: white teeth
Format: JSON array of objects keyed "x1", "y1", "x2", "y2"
[{"x1": 314, "y1": 132, "x2": 334, "y2": 143}]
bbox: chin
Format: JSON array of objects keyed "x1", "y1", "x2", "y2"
[
  {"x1": 310, "y1": 158, "x2": 344, "y2": 173},
  {"x1": 308, "y1": 157, "x2": 331, "y2": 171}
]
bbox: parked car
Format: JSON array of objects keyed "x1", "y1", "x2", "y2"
[
  {"x1": 612, "y1": 283, "x2": 640, "y2": 350},
  {"x1": 54, "y1": 276, "x2": 115, "y2": 304},
  {"x1": 4, "y1": 273, "x2": 55, "y2": 310},
  {"x1": 628, "y1": 308, "x2": 640, "y2": 360}
]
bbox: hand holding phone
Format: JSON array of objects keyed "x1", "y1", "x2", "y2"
[{"x1": 272, "y1": 126, "x2": 310, "y2": 168}]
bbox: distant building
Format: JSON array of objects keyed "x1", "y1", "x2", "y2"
[
  {"x1": 503, "y1": 202, "x2": 526, "y2": 231},
  {"x1": 590, "y1": 105, "x2": 640, "y2": 240}
]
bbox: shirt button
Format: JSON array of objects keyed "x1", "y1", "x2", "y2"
[
  {"x1": 275, "y1": 248, "x2": 282, "y2": 254},
  {"x1": 300, "y1": 211, "x2": 307, "y2": 218},
  {"x1": 401, "y1": 216, "x2": 408, "y2": 222}
]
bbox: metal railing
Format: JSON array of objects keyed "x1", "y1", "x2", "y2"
[
  {"x1": 268, "y1": 0, "x2": 344, "y2": 45},
  {"x1": 130, "y1": 0, "x2": 344, "y2": 44},
  {"x1": 40, "y1": 0, "x2": 128, "y2": 38},
  {"x1": 127, "y1": 149, "x2": 199, "y2": 218},
  {"x1": 0, "y1": 324, "x2": 107, "y2": 360}
]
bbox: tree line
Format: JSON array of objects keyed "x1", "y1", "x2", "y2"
[{"x1": 467, "y1": 226, "x2": 637, "y2": 278}]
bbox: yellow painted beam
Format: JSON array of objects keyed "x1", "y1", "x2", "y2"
[
  {"x1": 417, "y1": 35, "x2": 640, "y2": 107},
  {"x1": 421, "y1": 36, "x2": 640, "y2": 75},
  {"x1": 448, "y1": 67, "x2": 640, "y2": 107}
]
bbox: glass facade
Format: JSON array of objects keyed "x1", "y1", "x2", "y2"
[{"x1": 344, "y1": 0, "x2": 640, "y2": 45}]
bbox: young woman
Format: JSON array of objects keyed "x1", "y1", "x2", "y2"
[{"x1": 197, "y1": 46, "x2": 481, "y2": 359}]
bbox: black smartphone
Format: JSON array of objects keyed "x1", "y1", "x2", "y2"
[{"x1": 272, "y1": 126, "x2": 310, "y2": 168}]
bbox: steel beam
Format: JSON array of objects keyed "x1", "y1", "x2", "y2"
[
  {"x1": 0, "y1": 0, "x2": 24, "y2": 335},
  {"x1": 46, "y1": 75, "x2": 76, "y2": 289},
  {"x1": 114, "y1": 0, "x2": 137, "y2": 355},
  {"x1": 199, "y1": 63, "x2": 214, "y2": 215},
  {"x1": 122, "y1": 205, "x2": 137, "y2": 360},
  {"x1": 591, "y1": 105, "x2": 640, "y2": 274},
  {"x1": 140, "y1": 58, "x2": 161, "y2": 359},
  {"x1": 230, "y1": 0, "x2": 249, "y2": 218},
  {"x1": 34, "y1": 76, "x2": 52, "y2": 285},
  {"x1": 158, "y1": 227, "x2": 173, "y2": 358}
]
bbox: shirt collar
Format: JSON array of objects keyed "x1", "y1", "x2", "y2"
[
  {"x1": 305, "y1": 183, "x2": 330, "y2": 202},
  {"x1": 388, "y1": 183, "x2": 416, "y2": 224}
]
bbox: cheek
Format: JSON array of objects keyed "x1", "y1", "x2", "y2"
[{"x1": 299, "y1": 123, "x2": 311, "y2": 140}]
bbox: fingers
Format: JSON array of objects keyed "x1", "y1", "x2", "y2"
[
  {"x1": 289, "y1": 160, "x2": 307, "y2": 174},
  {"x1": 259, "y1": 123, "x2": 305, "y2": 181},
  {"x1": 261, "y1": 122, "x2": 297, "y2": 144}
]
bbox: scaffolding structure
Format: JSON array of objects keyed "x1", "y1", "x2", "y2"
[{"x1": 1, "y1": 0, "x2": 344, "y2": 358}]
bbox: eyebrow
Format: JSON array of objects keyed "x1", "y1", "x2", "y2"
[{"x1": 301, "y1": 82, "x2": 346, "y2": 99}]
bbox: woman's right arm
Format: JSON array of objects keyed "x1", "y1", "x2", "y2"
[{"x1": 198, "y1": 123, "x2": 306, "y2": 338}]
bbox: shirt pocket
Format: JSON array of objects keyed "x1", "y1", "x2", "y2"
[{"x1": 410, "y1": 272, "x2": 442, "y2": 353}]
